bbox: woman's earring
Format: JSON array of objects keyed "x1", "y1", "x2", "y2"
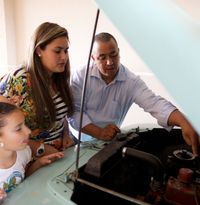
[
  {"x1": 0, "y1": 142, "x2": 4, "y2": 148},
  {"x1": 38, "y1": 54, "x2": 41, "y2": 57}
]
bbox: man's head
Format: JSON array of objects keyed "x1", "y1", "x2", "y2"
[{"x1": 92, "y1": 32, "x2": 120, "y2": 84}]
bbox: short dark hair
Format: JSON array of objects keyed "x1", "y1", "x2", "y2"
[{"x1": 94, "y1": 32, "x2": 118, "y2": 45}]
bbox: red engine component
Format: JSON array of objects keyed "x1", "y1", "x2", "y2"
[{"x1": 164, "y1": 168, "x2": 199, "y2": 205}]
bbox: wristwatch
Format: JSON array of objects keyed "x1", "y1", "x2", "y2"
[{"x1": 36, "y1": 143, "x2": 45, "y2": 157}]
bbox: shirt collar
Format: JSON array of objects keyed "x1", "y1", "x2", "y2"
[{"x1": 90, "y1": 63, "x2": 127, "y2": 82}]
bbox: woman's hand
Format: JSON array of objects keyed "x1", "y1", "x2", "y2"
[
  {"x1": 62, "y1": 134, "x2": 75, "y2": 149},
  {"x1": 29, "y1": 140, "x2": 59, "y2": 157},
  {"x1": 0, "y1": 188, "x2": 7, "y2": 203}
]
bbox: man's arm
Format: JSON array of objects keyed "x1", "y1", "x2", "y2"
[{"x1": 168, "y1": 109, "x2": 199, "y2": 155}]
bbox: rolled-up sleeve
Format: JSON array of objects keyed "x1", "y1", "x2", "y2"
[{"x1": 132, "y1": 76, "x2": 177, "y2": 130}]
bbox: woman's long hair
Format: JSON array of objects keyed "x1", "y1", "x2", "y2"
[{"x1": 26, "y1": 22, "x2": 74, "y2": 127}]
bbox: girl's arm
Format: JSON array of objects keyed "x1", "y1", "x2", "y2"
[{"x1": 25, "y1": 152, "x2": 64, "y2": 177}]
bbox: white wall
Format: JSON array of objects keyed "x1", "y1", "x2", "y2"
[
  {"x1": 0, "y1": 0, "x2": 8, "y2": 76},
  {"x1": 4, "y1": 0, "x2": 196, "y2": 128}
]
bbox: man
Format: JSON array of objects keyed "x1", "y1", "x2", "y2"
[{"x1": 69, "y1": 32, "x2": 199, "y2": 155}]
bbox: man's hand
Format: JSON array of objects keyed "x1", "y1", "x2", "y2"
[
  {"x1": 180, "y1": 121, "x2": 199, "y2": 156},
  {"x1": 168, "y1": 109, "x2": 200, "y2": 156},
  {"x1": 98, "y1": 124, "x2": 121, "y2": 140},
  {"x1": 82, "y1": 123, "x2": 120, "y2": 141}
]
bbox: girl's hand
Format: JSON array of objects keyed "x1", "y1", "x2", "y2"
[
  {"x1": 37, "y1": 151, "x2": 64, "y2": 166},
  {"x1": 26, "y1": 152, "x2": 64, "y2": 177},
  {"x1": 0, "y1": 188, "x2": 7, "y2": 203}
]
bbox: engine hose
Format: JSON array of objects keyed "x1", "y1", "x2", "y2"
[{"x1": 122, "y1": 147, "x2": 165, "y2": 187}]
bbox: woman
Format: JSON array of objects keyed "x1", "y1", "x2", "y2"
[{"x1": 0, "y1": 22, "x2": 74, "y2": 155}]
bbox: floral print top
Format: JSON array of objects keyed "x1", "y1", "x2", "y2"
[{"x1": 0, "y1": 67, "x2": 68, "y2": 149}]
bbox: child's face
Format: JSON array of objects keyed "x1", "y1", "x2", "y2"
[{"x1": 0, "y1": 110, "x2": 31, "y2": 151}]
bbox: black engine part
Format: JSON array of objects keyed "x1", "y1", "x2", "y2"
[{"x1": 71, "y1": 128, "x2": 199, "y2": 205}]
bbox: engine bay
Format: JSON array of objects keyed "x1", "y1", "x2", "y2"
[{"x1": 71, "y1": 128, "x2": 200, "y2": 205}]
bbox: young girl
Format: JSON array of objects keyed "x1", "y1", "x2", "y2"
[{"x1": 0, "y1": 102, "x2": 64, "y2": 203}]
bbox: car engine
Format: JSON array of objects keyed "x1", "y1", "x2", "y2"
[{"x1": 71, "y1": 128, "x2": 200, "y2": 205}]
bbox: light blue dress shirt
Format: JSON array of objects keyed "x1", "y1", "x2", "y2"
[{"x1": 69, "y1": 63, "x2": 176, "y2": 141}]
